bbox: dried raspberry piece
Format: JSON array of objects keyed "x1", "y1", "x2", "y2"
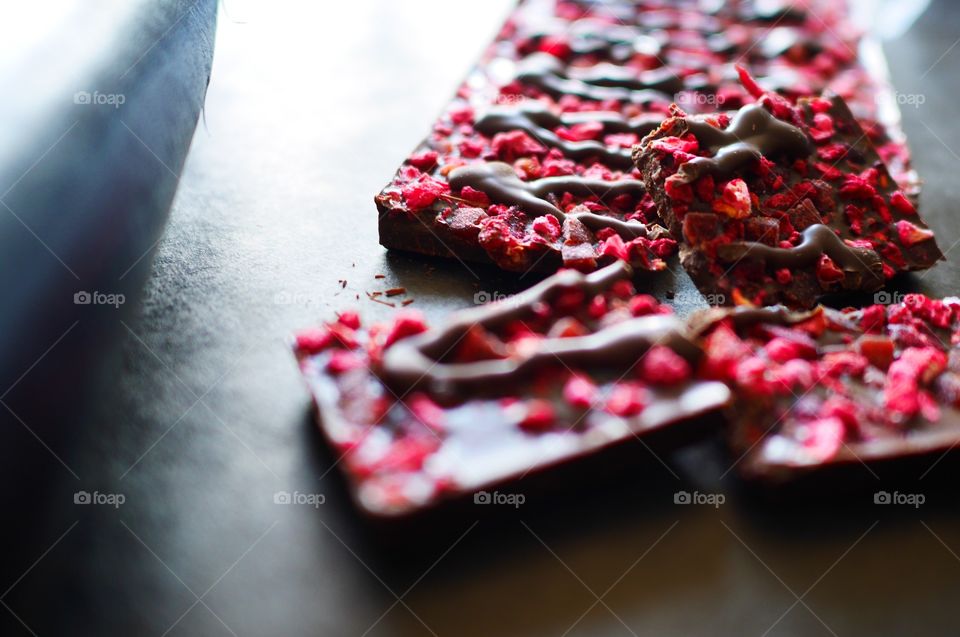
[
  {"x1": 770, "y1": 359, "x2": 816, "y2": 393},
  {"x1": 764, "y1": 336, "x2": 817, "y2": 363},
  {"x1": 555, "y1": 121, "x2": 604, "y2": 142},
  {"x1": 439, "y1": 206, "x2": 487, "y2": 238},
  {"x1": 860, "y1": 304, "x2": 886, "y2": 333},
  {"x1": 328, "y1": 323, "x2": 359, "y2": 349},
  {"x1": 491, "y1": 130, "x2": 547, "y2": 162},
  {"x1": 639, "y1": 346, "x2": 691, "y2": 385},
  {"x1": 453, "y1": 325, "x2": 506, "y2": 362},
  {"x1": 383, "y1": 311, "x2": 429, "y2": 347},
  {"x1": 629, "y1": 294, "x2": 660, "y2": 317},
  {"x1": 599, "y1": 234, "x2": 629, "y2": 262},
  {"x1": 700, "y1": 322, "x2": 751, "y2": 381},
  {"x1": 402, "y1": 173, "x2": 450, "y2": 210},
  {"x1": 895, "y1": 220, "x2": 935, "y2": 247},
  {"x1": 295, "y1": 327, "x2": 333, "y2": 354},
  {"x1": 407, "y1": 150, "x2": 439, "y2": 171},
  {"x1": 890, "y1": 191, "x2": 916, "y2": 215},
  {"x1": 448, "y1": 104, "x2": 474, "y2": 126},
  {"x1": 337, "y1": 311, "x2": 361, "y2": 330},
  {"x1": 587, "y1": 295, "x2": 607, "y2": 320},
  {"x1": 712, "y1": 179, "x2": 752, "y2": 219},
  {"x1": 734, "y1": 356, "x2": 771, "y2": 395},
  {"x1": 800, "y1": 417, "x2": 844, "y2": 462},
  {"x1": 820, "y1": 396, "x2": 861, "y2": 434},
  {"x1": 519, "y1": 399, "x2": 556, "y2": 432},
  {"x1": 819, "y1": 351, "x2": 868, "y2": 378},
  {"x1": 858, "y1": 335, "x2": 895, "y2": 369},
  {"x1": 816, "y1": 254, "x2": 845, "y2": 283},
  {"x1": 538, "y1": 35, "x2": 572, "y2": 59},
  {"x1": 326, "y1": 349, "x2": 364, "y2": 374},
  {"x1": 605, "y1": 383, "x2": 647, "y2": 417},
  {"x1": 532, "y1": 214, "x2": 561, "y2": 241},
  {"x1": 459, "y1": 138, "x2": 486, "y2": 158},
  {"x1": 665, "y1": 175, "x2": 694, "y2": 203},
  {"x1": 884, "y1": 347, "x2": 948, "y2": 420},
  {"x1": 564, "y1": 375, "x2": 599, "y2": 410}
]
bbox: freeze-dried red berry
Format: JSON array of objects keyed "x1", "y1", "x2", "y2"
[
  {"x1": 639, "y1": 346, "x2": 691, "y2": 385},
  {"x1": 605, "y1": 383, "x2": 647, "y2": 417},
  {"x1": 564, "y1": 375, "x2": 599, "y2": 409},
  {"x1": 519, "y1": 399, "x2": 556, "y2": 432},
  {"x1": 384, "y1": 311, "x2": 429, "y2": 347}
]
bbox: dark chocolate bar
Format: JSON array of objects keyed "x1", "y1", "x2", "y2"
[
  {"x1": 635, "y1": 86, "x2": 942, "y2": 309},
  {"x1": 293, "y1": 262, "x2": 731, "y2": 518},
  {"x1": 376, "y1": 0, "x2": 916, "y2": 275}
]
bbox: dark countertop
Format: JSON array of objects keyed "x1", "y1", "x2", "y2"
[{"x1": 5, "y1": 2, "x2": 960, "y2": 635}]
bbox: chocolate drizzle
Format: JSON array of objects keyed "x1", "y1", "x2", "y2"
[
  {"x1": 674, "y1": 103, "x2": 813, "y2": 182},
  {"x1": 475, "y1": 102, "x2": 662, "y2": 170},
  {"x1": 516, "y1": 53, "x2": 682, "y2": 105},
  {"x1": 449, "y1": 162, "x2": 650, "y2": 238},
  {"x1": 717, "y1": 223, "x2": 884, "y2": 285},
  {"x1": 379, "y1": 262, "x2": 699, "y2": 399},
  {"x1": 522, "y1": 19, "x2": 663, "y2": 63}
]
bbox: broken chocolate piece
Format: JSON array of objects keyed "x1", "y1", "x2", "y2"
[
  {"x1": 692, "y1": 296, "x2": 960, "y2": 484},
  {"x1": 636, "y1": 90, "x2": 942, "y2": 308},
  {"x1": 293, "y1": 262, "x2": 731, "y2": 517}
]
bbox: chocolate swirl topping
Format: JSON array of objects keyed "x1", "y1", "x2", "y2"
[
  {"x1": 522, "y1": 19, "x2": 663, "y2": 63},
  {"x1": 516, "y1": 53, "x2": 682, "y2": 105},
  {"x1": 448, "y1": 162, "x2": 652, "y2": 238},
  {"x1": 716, "y1": 223, "x2": 884, "y2": 286},
  {"x1": 379, "y1": 261, "x2": 700, "y2": 400},
  {"x1": 673, "y1": 103, "x2": 813, "y2": 183},
  {"x1": 475, "y1": 102, "x2": 662, "y2": 170}
]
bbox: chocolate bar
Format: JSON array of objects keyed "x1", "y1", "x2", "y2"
[
  {"x1": 376, "y1": 0, "x2": 916, "y2": 275},
  {"x1": 691, "y1": 296, "x2": 960, "y2": 484},
  {"x1": 636, "y1": 86, "x2": 942, "y2": 309},
  {"x1": 293, "y1": 262, "x2": 731, "y2": 518}
]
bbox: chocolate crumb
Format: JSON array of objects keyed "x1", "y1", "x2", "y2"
[{"x1": 385, "y1": 287, "x2": 406, "y2": 297}]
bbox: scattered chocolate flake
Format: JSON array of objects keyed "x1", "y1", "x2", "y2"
[{"x1": 385, "y1": 287, "x2": 406, "y2": 297}]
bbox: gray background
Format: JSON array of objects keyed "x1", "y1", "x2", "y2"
[{"x1": 4, "y1": 1, "x2": 960, "y2": 635}]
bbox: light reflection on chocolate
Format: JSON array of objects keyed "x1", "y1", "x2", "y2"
[
  {"x1": 674, "y1": 103, "x2": 813, "y2": 182},
  {"x1": 380, "y1": 262, "x2": 700, "y2": 400},
  {"x1": 516, "y1": 53, "x2": 682, "y2": 105},
  {"x1": 448, "y1": 161, "x2": 650, "y2": 238},
  {"x1": 475, "y1": 102, "x2": 662, "y2": 169}
]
